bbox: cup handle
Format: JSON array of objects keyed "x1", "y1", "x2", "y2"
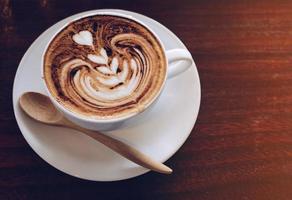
[{"x1": 165, "y1": 49, "x2": 193, "y2": 79}]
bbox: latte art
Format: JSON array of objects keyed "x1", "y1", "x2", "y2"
[{"x1": 44, "y1": 15, "x2": 166, "y2": 119}]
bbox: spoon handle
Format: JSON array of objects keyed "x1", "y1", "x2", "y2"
[{"x1": 67, "y1": 122, "x2": 172, "y2": 174}]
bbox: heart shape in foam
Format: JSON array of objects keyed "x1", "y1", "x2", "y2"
[{"x1": 72, "y1": 31, "x2": 93, "y2": 46}]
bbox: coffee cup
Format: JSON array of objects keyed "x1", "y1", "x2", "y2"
[{"x1": 42, "y1": 10, "x2": 193, "y2": 131}]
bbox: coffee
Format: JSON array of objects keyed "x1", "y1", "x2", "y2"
[{"x1": 44, "y1": 15, "x2": 166, "y2": 119}]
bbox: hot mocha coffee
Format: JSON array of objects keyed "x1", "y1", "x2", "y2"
[{"x1": 44, "y1": 15, "x2": 166, "y2": 119}]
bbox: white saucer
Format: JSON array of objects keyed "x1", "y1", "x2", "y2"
[{"x1": 12, "y1": 9, "x2": 201, "y2": 181}]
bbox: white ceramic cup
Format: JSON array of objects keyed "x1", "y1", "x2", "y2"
[{"x1": 42, "y1": 10, "x2": 193, "y2": 131}]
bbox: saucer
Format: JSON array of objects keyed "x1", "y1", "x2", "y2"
[{"x1": 12, "y1": 9, "x2": 201, "y2": 181}]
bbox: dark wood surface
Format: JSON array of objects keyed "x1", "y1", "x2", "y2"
[{"x1": 1, "y1": 0, "x2": 292, "y2": 199}]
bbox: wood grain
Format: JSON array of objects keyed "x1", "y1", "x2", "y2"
[{"x1": 1, "y1": 0, "x2": 292, "y2": 199}]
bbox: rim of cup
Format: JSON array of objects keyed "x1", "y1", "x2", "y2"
[{"x1": 41, "y1": 10, "x2": 169, "y2": 123}]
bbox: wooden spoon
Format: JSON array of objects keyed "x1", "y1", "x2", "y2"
[{"x1": 19, "y1": 92, "x2": 172, "y2": 174}]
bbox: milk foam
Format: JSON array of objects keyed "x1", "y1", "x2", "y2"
[
  {"x1": 70, "y1": 31, "x2": 143, "y2": 102},
  {"x1": 72, "y1": 30, "x2": 93, "y2": 46},
  {"x1": 44, "y1": 15, "x2": 166, "y2": 119}
]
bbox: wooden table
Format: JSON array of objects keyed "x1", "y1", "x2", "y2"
[{"x1": 1, "y1": 0, "x2": 292, "y2": 199}]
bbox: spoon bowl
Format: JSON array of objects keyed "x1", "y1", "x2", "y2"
[{"x1": 19, "y1": 92, "x2": 63, "y2": 125}]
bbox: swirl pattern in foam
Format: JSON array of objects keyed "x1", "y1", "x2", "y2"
[{"x1": 44, "y1": 15, "x2": 166, "y2": 119}]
